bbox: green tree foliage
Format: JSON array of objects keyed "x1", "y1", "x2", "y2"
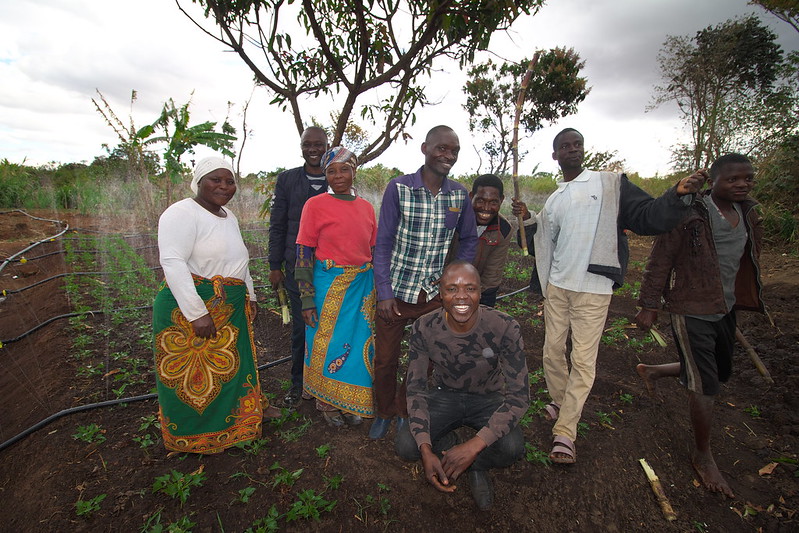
[
  {"x1": 582, "y1": 150, "x2": 626, "y2": 174},
  {"x1": 651, "y1": 15, "x2": 799, "y2": 170},
  {"x1": 178, "y1": 0, "x2": 545, "y2": 165},
  {"x1": 754, "y1": 134, "x2": 799, "y2": 244},
  {"x1": 751, "y1": 0, "x2": 799, "y2": 33},
  {"x1": 757, "y1": 134, "x2": 799, "y2": 210},
  {"x1": 137, "y1": 96, "x2": 237, "y2": 203},
  {"x1": 463, "y1": 48, "x2": 590, "y2": 175},
  {"x1": 93, "y1": 90, "x2": 237, "y2": 208}
]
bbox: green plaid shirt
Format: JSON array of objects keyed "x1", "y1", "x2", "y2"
[{"x1": 374, "y1": 168, "x2": 477, "y2": 303}]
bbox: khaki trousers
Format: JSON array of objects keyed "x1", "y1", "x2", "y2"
[{"x1": 543, "y1": 283, "x2": 612, "y2": 441}]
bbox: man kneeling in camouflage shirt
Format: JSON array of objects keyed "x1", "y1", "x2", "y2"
[{"x1": 395, "y1": 260, "x2": 529, "y2": 511}]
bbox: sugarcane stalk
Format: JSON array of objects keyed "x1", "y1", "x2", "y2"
[
  {"x1": 276, "y1": 281, "x2": 291, "y2": 325},
  {"x1": 512, "y1": 52, "x2": 540, "y2": 256},
  {"x1": 639, "y1": 458, "x2": 677, "y2": 521},
  {"x1": 735, "y1": 327, "x2": 773, "y2": 383}
]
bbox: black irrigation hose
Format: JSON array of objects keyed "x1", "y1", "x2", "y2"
[
  {"x1": 3, "y1": 279, "x2": 528, "y2": 345},
  {"x1": 7, "y1": 244, "x2": 160, "y2": 263},
  {"x1": 0, "y1": 220, "x2": 69, "y2": 276},
  {"x1": 1, "y1": 305, "x2": 152, "y2": 347},
  {"x1": 0, "y1": 355, "x2": 292, "y2": 453},
  {"x1": 4, "y1": 267, "x2": 165, "y2": 295},
  {"x1": 6, "y1": 258, "x2": 269, "y2": 295}
]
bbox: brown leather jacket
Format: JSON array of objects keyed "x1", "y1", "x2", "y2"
[{"x1": 638, "y1": 194, "x2": 764, "y2": 316}]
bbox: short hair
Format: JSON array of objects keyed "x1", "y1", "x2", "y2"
[
  {"x1": 471, "y1": 174, "x2": 504, "y2": 196},
  {"x1": 425, "y1": 125, "x2": 455, "y2": 143},
  {"x1": 710, "y1": 153, "x2": 752, "y2": 179},
  {"x1": 442, "y1": 259, "x2": 479, "y2": 280},
  {"x1": 301, "y1": 126, "x2": 328, "y2": 140},
  {"x1": 552, "y1": 127, "x2": 583, "y2": 151}
]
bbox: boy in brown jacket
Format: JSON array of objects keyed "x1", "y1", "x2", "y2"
[{"x1": 635, "y1": 153, "x2": 765, "y2": 498}]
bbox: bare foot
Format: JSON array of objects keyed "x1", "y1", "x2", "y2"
[
  {"x1": 692, "y1": 451, "x2": 734, "y2": 498},
  {"x1": 636, "y1": 364, "x2": 657, "y2": 397}
]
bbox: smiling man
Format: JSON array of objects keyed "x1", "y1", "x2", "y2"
[
  {"x1": 511, "y1": 127, "x2": 706, "y2": 465},
  {"x1": 268, "y1": 126, "x2": 329, "y2": 407},
  {"x1": 370, "y1": 125, "x2": 478, "y2": 440},
  {"x1": 634, "y1": 153, "x2": 765, "y2": 498},
  {"x1": 469, "y1": 174, "x2": 512, "y2": 306},
  {"x1": 395, "y1": 260, "x2": 529, "y2": 510}
]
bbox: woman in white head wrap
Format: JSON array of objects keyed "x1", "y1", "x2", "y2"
[{"x1": 153, "y1": 156, "x2": 279, "y2": 454}]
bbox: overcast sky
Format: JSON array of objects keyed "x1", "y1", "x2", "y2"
[{"x1": 1, "y1": 0, "x2": 797, "y2": 178}]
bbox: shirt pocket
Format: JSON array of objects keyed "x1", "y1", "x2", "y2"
[{"x1": 445, "y1": 207, "x2": 461, "y2": 230}]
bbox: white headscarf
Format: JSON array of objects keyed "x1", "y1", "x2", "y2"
[{"x1": 191, "y1": 157, "x2": 236, "y2": 194}]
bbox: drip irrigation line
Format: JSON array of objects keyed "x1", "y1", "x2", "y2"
[
  {"x1": 0, "y1": 355, "x2": 292, "y2": 453},
  {"x1": 67, "y1": 228, "x2": 157, "y2": 238},
  {"x1": 1, "y1": 305, "x2": 152, "y2": 347},
  {"x1": 4, "y1": 267, "x2": 164, "y2": 295},
  {"x1": 9, "y1": 244, "x2": 160, "y2": 263},
  {"x1": 0, "y1": 215, "x2": 69, "y2": 276},
  {"x1": 498, "y1": 285, "x2": 532, "y2": 300},
  {"x1": 0, "y1": 209, "x2": 66, "y2": 224},
  {"x1": 3, "y1": 278, "x2": 527, "y2": 343}
]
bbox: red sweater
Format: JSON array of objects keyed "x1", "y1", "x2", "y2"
[{"x1": 296, "y1": 193, "x2": 377, "y2": 266}]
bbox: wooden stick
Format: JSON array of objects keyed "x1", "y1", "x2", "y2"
[
  {"x1": 639, "y1": 458, "x2": 677, "y2": 521},
  {"x1": 512, "y1": 52, "x2": 540, "y2": 256},
  {"x1": 735, "y1": 327, "x2": 774, "y2": 383}
]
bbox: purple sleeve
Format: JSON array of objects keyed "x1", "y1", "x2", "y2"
[
  {"x1": 374, "y1": 180, "x2": 400, "y2": 302},
  {"x1": 455, "y1": 190, "x2": 478, "y2": 261}
]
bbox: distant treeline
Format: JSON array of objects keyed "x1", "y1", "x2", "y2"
[{"x1": 1, "y1": 150, "x2": 796, "y2": 250}]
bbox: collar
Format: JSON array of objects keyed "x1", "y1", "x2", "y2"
[{"x1": 409, "y1": 166, "x2": 455, "y2": 194}]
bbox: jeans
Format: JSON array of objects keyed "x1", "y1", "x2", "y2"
[{"x1": 395, "y1": 389, "x2": 524, "y2": 472}]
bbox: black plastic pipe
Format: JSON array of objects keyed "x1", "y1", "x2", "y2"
[{"x1": 0, "y1": 355, "x2": 291, "y2": 453}]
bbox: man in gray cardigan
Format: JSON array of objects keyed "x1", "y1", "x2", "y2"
[{"x1": 512, "y1": 128, "x2": 705, "y2": 464}]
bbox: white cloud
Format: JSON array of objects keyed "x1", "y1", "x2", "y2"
[{"x1": 0, "y1": 0, "x2": 797, "y2": 178}]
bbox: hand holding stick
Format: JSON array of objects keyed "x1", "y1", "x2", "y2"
[{"x1": 276, "y1": 281, "x2": 290, "y2": 325}]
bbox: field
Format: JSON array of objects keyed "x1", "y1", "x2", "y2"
[{"x1": 0, "y1": 208, "x2": 797, "y2": 532}]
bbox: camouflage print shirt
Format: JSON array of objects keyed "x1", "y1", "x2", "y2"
[{"x1": 406, "y1": 306, "x2": 529, "y2": 448}]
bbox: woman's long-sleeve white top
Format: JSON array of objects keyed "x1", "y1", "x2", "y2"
[{"x1": 158, "y1": 198, "x2": 256, "y2": 321}]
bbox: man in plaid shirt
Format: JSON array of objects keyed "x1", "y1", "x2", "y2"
[{"x1": 370, "y1": 125, "x2": 478, "y2": 440}]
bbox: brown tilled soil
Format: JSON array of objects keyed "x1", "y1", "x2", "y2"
[{"x1": 0, "y1": 208, "x2": 797, "y2": 532}]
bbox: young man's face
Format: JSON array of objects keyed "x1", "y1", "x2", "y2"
[
  {"x1": 440, "y1": 264, "x2": 481, "y2": 333},
  {"x1": 421, "y1": 129, "x2": 460, "y2": 177},
  {"x1": 552, "y1": 130, "x2": 585, "y2": 172},
  {"x1": 470, "y1": 186, "x2": 503, "y2": 226},
  {"x1": 711, "y1": 162, "x2": 755, "y2": 204},
  {"x1": 300, "y1": 129, "x2": 328, "y2": 170}
]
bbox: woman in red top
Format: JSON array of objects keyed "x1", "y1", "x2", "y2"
[{"x1": 294, "y1": 147, "x2": 378, "y2": 427}]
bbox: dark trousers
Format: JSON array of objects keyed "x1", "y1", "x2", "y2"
[
  {"x1": 283, "y1": 267, "x2": 306, "y2": 389},
  {"x1": 395, "y1": 389, "x2": 524, "y2": 472},
  {"x1": 373, "y1": 295, "x2": 441, "y2": 418}
]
